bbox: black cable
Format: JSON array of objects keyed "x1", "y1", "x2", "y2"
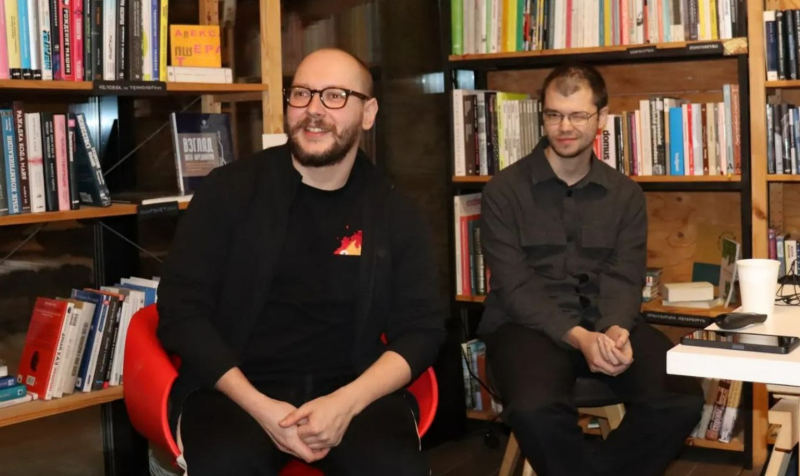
[
  {"x1": 460, "y1": 346, "x2": 500, "y2": 402},
  {"x1": 776, "y1": 259, "x2": 800, "y2": 306}
]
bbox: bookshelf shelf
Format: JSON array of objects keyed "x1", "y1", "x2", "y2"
[
  {"x1": 767, "y1": 175, "x2": 800, "y2": 182},
  {"x1": 685, "y1": 434, "x2": 744, "y2": 452},
  {"x1": 0, "y1": 201, "x2": 191, "y2": 227},
  {"x1": 0, "y1": 80, "x2": 267, "y2": 95},
  {"x1": 0, "y1": 387, "x2": 123, "y2": 429},
  {"x1": 452, "y1": 175, "x2": 741, "y2": 184},
  {"x1": 765, "y1": 80, "x2": 800, "y2": 89},
  {"x1": 448, "y1": 38, "x2": 748, "y2": 69}
]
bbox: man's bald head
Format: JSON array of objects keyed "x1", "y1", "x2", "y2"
[{"x1": 292, "y1": 48, "x2": 373, "y2": 97}]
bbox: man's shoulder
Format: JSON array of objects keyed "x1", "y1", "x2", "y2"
[
  {"x1": 213, "y1": 144, "x2": 290, "y2": 181},
  {"x1": 483, "y1": 156, "x2": 530, "y2": 197},
  {"x1": 598, "y1": 162, "x2": 645, "y2": 200}
]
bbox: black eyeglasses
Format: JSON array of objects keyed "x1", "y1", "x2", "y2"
[
  {"x1": 284, "y1": 86, "x2": 371, "y2": 110},
  {"x1": 542, "y1": 110, "x2": 599, "y2": 127}
]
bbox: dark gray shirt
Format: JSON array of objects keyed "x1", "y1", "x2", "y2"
[{"x1": 477, "y1": 138, "x2": 648, "y2": 345}]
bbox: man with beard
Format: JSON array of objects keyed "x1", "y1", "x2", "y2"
[
  {"x1": 477, "y1": 63, "x2": 704, "y2": 476},
  {"x1": 155, "y1": 48, "x2": 445, "y2": 476}
]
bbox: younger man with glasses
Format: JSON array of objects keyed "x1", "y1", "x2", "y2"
[
  {"x1": 156, "y1": 48, "x2": 445, "y2": 476},
  {"x1": 478, "y1": 63, "x2": 704, "y2": 476}
]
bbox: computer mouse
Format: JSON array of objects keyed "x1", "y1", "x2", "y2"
[{"x1": 714, "y1": 312, "x2": 768, "y2": 330}]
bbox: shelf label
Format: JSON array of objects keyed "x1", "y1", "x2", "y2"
[
  {"x1": 93, "y1": 81, "x2": 168, "y2": 95},
  {"x1": 686, "y1": 42, "x2": 723, "y2": 54},
  {"x1": 627, "y1": 46, "x2": 658, "y2": 57},
  {"x1": 137, "y1": 201, "x2": 179, "y2": 218}
]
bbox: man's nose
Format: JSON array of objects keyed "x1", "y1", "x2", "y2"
[{"x1": 307, "y1": 93, "x2": 326, "y2": 115}]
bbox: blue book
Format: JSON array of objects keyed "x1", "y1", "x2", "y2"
[
  {"x1": 70, "y1": 290, "x2": 108, "y2": 392},
  {"x1": 117, "y1": 281, "x2": 157, "y2": 306},
  {"x1": 599, "y1": 1, "x2": 604, "y2": 46},
  {"x1": 152, "y1": 0, "x2": 160, "y2": 81},
  {"x1": 669, "y1": 107, "x2": 685, "y2": 176},
  {"x1": 17, "y1": 0, "x2": 31, "y2": 77},
  {"x1": 0, "y1": 376, "x2": 17, "y2": 389},
  {"x1": 0, "y1": 384, "x2": 26, "y2": 402},
  {"x1": 1, "y1": 110, "x2": 21, "y2": 214}
]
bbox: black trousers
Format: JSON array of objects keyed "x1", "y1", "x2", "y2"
[
  {"x1": 485, "y1": 322, "x2": 705, "y2": 476},
  {"x1": 178, "y1": 375, "x2": 428, "y2": 476}
]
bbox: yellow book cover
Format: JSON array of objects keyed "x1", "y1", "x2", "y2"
[
  {"x1": 5, "y1": 0, "x2": 20, "y2": 74},
  {"x1": 505, "y1": 0, "x2": 517, "y2": 52},
  {"x1": 170, "y1": 25, "x2": 222, "y2": 68},
  {"x1": 604, "y1": 0, "x2": 612, "y2": 46},
  {"x1": 159, "y1": 0, "x2": 170, "y2": 80},
  {"x1": 709, "y1": 0, "x2": 718, "y2": 40}
]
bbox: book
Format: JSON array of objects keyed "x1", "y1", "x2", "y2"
[{"x1": 169, "y1": 112, "x2": 234, "y2": 196}]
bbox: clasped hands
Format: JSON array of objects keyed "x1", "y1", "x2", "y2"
[
  {"x1": 567, "y1": 325, "x2": 634, "y2": 376},
  {"x1": 253, "y1": 388, "x2": 358, "y2": 463}
]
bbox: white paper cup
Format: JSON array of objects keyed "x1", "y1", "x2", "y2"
[{"x1": 736, "y1": 258, "x2": 780, "y2": 317}]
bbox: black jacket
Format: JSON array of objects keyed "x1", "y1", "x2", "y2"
[{"x1": 156, "y1": 144, "x2": 447, "y2": 401}]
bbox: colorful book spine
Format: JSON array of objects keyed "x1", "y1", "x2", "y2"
[
  {"x1": 26, "y1": 0, "x2": 40, "y2": 78},
  {"x1": 24, "y1": 112, "x2": 46, "y2": 213},
  {"x1": 158, "y1": 0, "x2": 167, "y2": 81},
  {"x1": 101, "y1": 0, "x2": 113, "y2": 79},
  {"x1": 5, "y1": 0, "x2": 20, "y2": 78},
  {"x1": 150, "y1": 0, "x2": 158, "y2": 80},
  {"x1": 1, "y1": 110, "x2": 20, "y2": 215},
  {"x1": 60, "y1": 0, "x2": 73, "y2": 80},
  {"x1": 49, "y1": 0, "x2": 60, "y2": 79},
  {"x1": 38, "y1": 0, "x2": 51, "y2": 79},
  {"x1": 13, "y1": 103, "x2": 30, "y2": 213},
  {"x1": 17, "y1": 0, "x2": 30, "y2": 77},
  {"x1": 71, "y1": 0, "x2": 81, "y2": 80},
  {"x1": 53, "y1": 114, "x2": 70, "y2": 211},
  {"x1": 0, "y1": 0, "x2": 10, "y2": 79}
]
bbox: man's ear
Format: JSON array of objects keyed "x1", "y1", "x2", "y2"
[
  {"x1": 362, "y1": 98, "x2": 379, "y2": 130},
  {"x1": 597, "y1": 105, "x2": 610, "y2": 131}
]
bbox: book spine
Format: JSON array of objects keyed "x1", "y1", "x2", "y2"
[
  {"x1": 150, "y1": 0, "x2": 157, "y2": 80},
  {"x1": 1, "y1": 110, "x2": 20, "y2": 214},
  {"x1": 40, "y1": 113, "x2": 57, "y2": 211},
  {"x1": 90, "y1": 0, "x2": 99, "y2": 79},
  {"x1": 0, "y1": 0, "x2": 8, "y2": 80},
  {"x1": 66, "y1": 113, "x2": 78, "y2": 209},
  {"x1": 158, "y1": 0, "x2": 166, "y2": 81},
  {"x1": 126, "y1": 0, "x2": 140, "y2": 80},
  {"x1": 6, "y1": 0, "x2": 21, "y2": 78},
  {"x1": 53, "y1": 114, "x2": 70, "y2": 210},
  {"x1": 731, "y1": 84, "x2": 741, "y2": 175},
  {"x1": 17, "y1": 0, "x2": 31, "y2": 78},
  {"x1": 71, "y1": 0, "x2": 82, "y2": 80},
  {"x1": 60, "y1": 0, "x2": 73, "y2": 80},
  {"x1": 26, "y1": 0, "x2": 39, "y2": 78},
  {"x1": 82, "y1": 0, "x2": 89, "y2": 79},
  {"x1": 100, "y1": 0, "x2": 112, "y2": 79},
  {"x1": 115, "y1": 0, "x2": 123, "y2": 79},
  {"x1": 49, "y1": 0, "x2": 60, "y2": 79},
  {"x1": 76, "y1": 113, "x2": 110, "y2": 206},
  {"x1": 92, "y1": 298, "x2": 117, "y2": 389},
  {"x1": 24, "y1": 112, "x2": 45, "y2": 213},
  {"x1": 778, "y1": 11, "x2": 787, "y2": 80},
  {"x1": 38, "y1": 0, "x2": 52, "y2": 79},
  {"x1": 13, "y1": 103, "x2": 29, "y2": 212},
  {"x1": 0, "y1": 112, "x2": 8, "y2": 215}
]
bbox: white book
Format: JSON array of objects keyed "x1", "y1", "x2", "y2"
[
  {"x1": 553, "y1": 0, "x2": 564, "y2": 49},
  {"x1": 37, "y1": 0, "x2": 51, "y2": 79},
  {"x1": 26, "y1": 0, "x2": 39, "y2": 76},
  {"x1": 692, "y1": 103, "x2": 703, "y2": 175},
  {"x1": 62, "y1": 300, "x2": 95, "y2": 395},
  {"x1": 490, "y1": 0, "x2": 499, "y2": 53},
  {"x1": 717, "y1": 102, "x2": 727, "y2": 175},
  {"x1": 45, "y1": 301, "x2": 74, "y2": 400},
  {"x1": 52, "y1": 300, "x2": 81, "y2": 399},
  {"x1": 102, "y1": 0, "x2": 116, "y2": 80},
  {"x1": 661, "y1": 282, "x2": 715, "y2": 302},
  {"x1": 24, "y1": 113, "x2": 45, "y2": 213},
  {"x1": 707, "y1": 104, "x2": 717, "y2": 176},
  {"x1": 723, "y1": 85, "x2": 734, "y2": 175}
]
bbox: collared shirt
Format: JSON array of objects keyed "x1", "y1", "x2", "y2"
[{"x1": 477, "y1": 137, "x2": 648, "y2": 345}]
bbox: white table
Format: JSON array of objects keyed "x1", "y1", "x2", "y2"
[{"x1": 667, "y1": 303, "x2": 800, "y2": 475}]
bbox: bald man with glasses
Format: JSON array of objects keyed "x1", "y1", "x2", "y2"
[{"x1": 156, "y1": 47, "x2": 446, "y2": 476}]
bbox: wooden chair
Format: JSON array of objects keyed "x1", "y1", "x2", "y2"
[{"x1": 496, "y1": 378, "x2": 627, "y2": 476}]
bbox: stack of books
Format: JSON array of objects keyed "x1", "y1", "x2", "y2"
[
  {"x1": 642, "y1": 268, "x2": 662, "y2": 303},
  {"x1": 662, "y1": 281, "x2": 723, "y2": 309}
]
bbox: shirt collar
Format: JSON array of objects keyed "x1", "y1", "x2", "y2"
[{"x1": 529, "y1": 137, "x2": 612, "y2": 189}]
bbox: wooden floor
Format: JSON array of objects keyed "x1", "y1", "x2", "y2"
[{"x1": 426, "y1": 431, "x2": 762, "y2": 476}]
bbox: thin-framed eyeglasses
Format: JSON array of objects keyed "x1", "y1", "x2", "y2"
[
  {"x1": 542, "y1": 110, "x2": 599, "y2": 127},
  {"x1": 284, "y1": 86, "x2": 371, "y2": 110}
]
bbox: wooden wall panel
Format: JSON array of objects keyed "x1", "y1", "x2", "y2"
[
  {"x1": 487, "y1": 58, "x2": 740, "y2": 101},
  {"x1": 645, "y1": 192, "x2": 742, "y2": 284},
  {"x1": 768, "y1": 0, "x2": 800, "y2": 10},
  {"x1": 773, "y1": 183, "x2": 800, "y2": 238}
]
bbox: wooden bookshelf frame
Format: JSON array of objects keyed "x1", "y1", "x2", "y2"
[{"x1": 0, "y1": 387, "x2": 123, "y2": 429}]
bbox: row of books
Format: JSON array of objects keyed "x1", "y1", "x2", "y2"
[
  {"x1": 693, "y1": 376, "x2": 742, "y2": 443},
  {"x1": 461, "y1": 339, "x2": 502, "y2": 413},
  {"x1": 0, "y1": 362, "x2": 34, "y2": 409},
  {"x1": 282, "y1": 2, "x2": 380, "y2": 76},
  {"x1": 767, "y1": 229, "x2": 800, "y2": 279},
  {"x1": 451, "y1": 0, "x2": 742, "y2": 55},
  {"x1": 0, "y1": 102, "x2": 109, "y2": 216},
  {"x1": 454, "y1": 192, "x2": 486, "y2": 297},
  {"x1": 594, "y1": 88, "x2": 742, "y2": 177},
  {"x1": 765, "y1": 101, "x2": 800, "y2": 175},
  {"x1": 17, "y1": 276, "x2": 157, "y2": 401},
  {"x1": 452, "y1": 85, "x2": 743, "y2": 178},
  {"x1": 0, "y1": 0, "x2": 178, "y2": 81},
  {"x1": 764, "y1": 10, "x2": 800, "y2": 82}
]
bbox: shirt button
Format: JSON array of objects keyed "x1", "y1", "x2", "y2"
[{"x1": 566, "y1": 190, "x2": 573, "y2": 198}]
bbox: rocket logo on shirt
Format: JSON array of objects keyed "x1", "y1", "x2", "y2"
[{"x1": 334, "y1": 229, "x2": 363, "y2": 256}]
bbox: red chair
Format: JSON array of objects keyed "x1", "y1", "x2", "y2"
[{"x1": 123, "y1": 304, "x2": 439, "y2": 475}]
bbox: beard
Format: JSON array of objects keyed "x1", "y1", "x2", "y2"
[{"x1": 287, "y1": 116, "x2": 361, "y2": 168}]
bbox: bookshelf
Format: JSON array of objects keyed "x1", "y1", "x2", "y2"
[
  {"x1": 440, "y1": 0, "x2": 759, "y2": 468},
  {"x1": 0, "y1": 0, "x2": 282, "y2": 474}
]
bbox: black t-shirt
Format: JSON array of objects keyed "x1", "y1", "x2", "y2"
[{"x1": 239, "y1": 161, "x2": 365, "y2": 383}]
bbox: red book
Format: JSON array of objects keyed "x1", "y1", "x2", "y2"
[
  {"x1": 54, "y1": 114, "x2": 70, "y2": 211},
  {"x1": 72, "y1": 0, "x2": 83, "y2": 81},
  {"x1": 17, "y1": 298, "x2": 72, "y2": 400}
]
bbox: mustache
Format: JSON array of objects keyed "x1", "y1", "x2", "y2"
[{"x1": 292, "y1": 117, "x2": 336, "y2": 134}]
